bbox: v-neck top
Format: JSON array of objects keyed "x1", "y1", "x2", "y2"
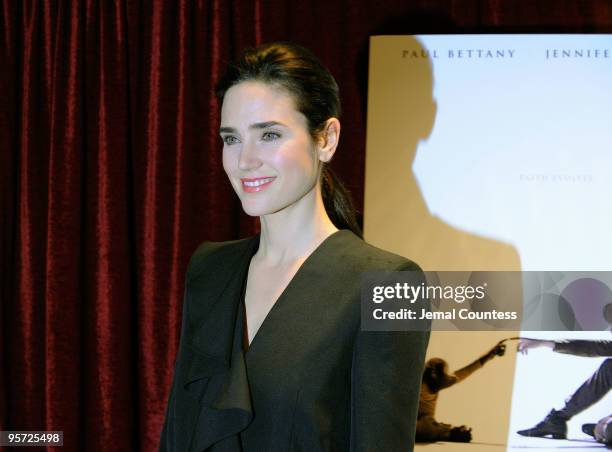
[
  {"x1": 239, "y1": 274, "x2": 250, "y2": 354},
  {"x1": 159, "y1": 229, "x2": 431, "y2": 452},
  {"x1": 239, "y1": 230, "x2": 347, "y2": 356}
]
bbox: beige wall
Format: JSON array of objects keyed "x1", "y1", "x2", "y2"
[{"x1": 364, "y1": 36, "x2": 521, "y2": 446}]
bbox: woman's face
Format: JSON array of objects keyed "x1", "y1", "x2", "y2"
[{"x1": 220, "y1": 81, "x2": 320, "y2": 217}]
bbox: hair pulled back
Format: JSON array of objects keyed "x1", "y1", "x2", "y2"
[{"x1": 215, "y1": 41, "x2": 361, "y2": 237}]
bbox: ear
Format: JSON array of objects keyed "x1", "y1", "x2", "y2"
[{"x1": 316, "y1": 118, "x2": 341, "y2": 163}]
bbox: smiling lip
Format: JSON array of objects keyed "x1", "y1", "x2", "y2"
[{"x1": 240, "y1": 176, "x2": 276, "y2": 193}]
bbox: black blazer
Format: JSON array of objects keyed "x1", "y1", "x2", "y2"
[{"x1": 159, "y1": 229, "x2": 430, "y2": 451}]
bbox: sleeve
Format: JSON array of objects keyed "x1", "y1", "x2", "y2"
[
  {"x1": 158, "y1": 286, "x2": 190, "y2": 452},
  {"x1": 553, "y1": 340, "x2": 612, "y2": 357},
  {"x1": 158, "y1": 242, "x2": 212, "y2": 451},
  {"x1": 349, "y1": 329, "x2": 430, "y2": 451}
]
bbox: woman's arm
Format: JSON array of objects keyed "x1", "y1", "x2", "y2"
[
  {"x1": 349, "y1": 329, "x2": 430, "y2": 451},
  {"x1": 158, "y1": 242, "x2": 213, "y2": 451},
  {"x1": 158, "y1": 287, "x2": 190, "y2": 452}
]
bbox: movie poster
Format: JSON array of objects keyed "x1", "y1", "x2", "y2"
[{"x1": 364, "y1": 35, "x2": 612, "y2": 450}]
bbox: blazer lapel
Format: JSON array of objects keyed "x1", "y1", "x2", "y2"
[
  {"x1": 184, "y1": 235, "x2": 259, "y2": 372},
  {"x1": 180, "y1": 230, "x2": 360, "y2": 450},
  {"x1": 182, "y1": 235, "x2": 260, "y2": 451},
  {"x1": 244, "y1": 229, "x2": 358, "y2": 360}
]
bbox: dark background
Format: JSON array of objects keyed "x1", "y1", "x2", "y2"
[{"x1": 1, "y1": 1, "x2": 611, "y2": 450}]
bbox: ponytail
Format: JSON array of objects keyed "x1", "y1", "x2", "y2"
[{"x1": 321, "y1": 165, "x2": 362, "y2": 238}]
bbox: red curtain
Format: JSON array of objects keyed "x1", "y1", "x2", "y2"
[{"x1": 1, "y1": 1, "x2": 611, "y2": 450}]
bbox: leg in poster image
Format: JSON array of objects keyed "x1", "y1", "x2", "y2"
[
  {"x1": 583, "y1": 416, "x2": 612, "y2": 445},
  {"x1": 516, "y1": 336, "x2": 612, "y2": 445}
]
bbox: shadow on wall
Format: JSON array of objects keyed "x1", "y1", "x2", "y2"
[
  {"x1": 360, "y1": 30, "x2": 522, "y2": 448},
  {"x1": 362, "y1": 34, "x2": 521, "y2": 272}
]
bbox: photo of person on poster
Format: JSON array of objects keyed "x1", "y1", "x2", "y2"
[{"x1": 517, "y1": 330, "x2": 612, "y2": 446}]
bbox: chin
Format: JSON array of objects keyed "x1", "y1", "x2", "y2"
[
  {"x1": 237, "y1": 185, "x2": 312, "y2": 217},
  {"x1": 240, "y1": 195, "x2": 297, "y2": 217},
  {"x1": 240, "y1": 199, "x2": 277, "y2": 217}
]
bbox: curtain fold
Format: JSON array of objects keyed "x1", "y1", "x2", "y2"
[{"x1": 1, "y1": 0, "x2": 611, "y2": 450}]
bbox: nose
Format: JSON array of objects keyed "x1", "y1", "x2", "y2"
[{"x1": 238, "y1": 140, "x2": 262, "y2": 171}]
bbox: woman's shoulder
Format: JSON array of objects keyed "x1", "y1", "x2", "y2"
[
  {"x1": 185, "y1": 235, "x2": 257, "y2": 282},
  {"x1": 330, "y1": 229, "x2": 423, "y2": 273}
]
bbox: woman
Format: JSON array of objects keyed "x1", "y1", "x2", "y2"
[{"x1": 159, "y1": 42, "x2": 429, "y2": 452}]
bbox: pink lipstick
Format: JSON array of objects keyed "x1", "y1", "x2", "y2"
[{"x1": 241, "y1": 176, "x2": 276, "y2": 193}]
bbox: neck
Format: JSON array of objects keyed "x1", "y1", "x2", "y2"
[{"x1": 256, "y1": 184, "x2": 338, "y2": 266}]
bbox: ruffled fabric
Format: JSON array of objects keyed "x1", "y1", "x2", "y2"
[{"x1": 182, "y1": 237, "x2": 259, "y2": 451}]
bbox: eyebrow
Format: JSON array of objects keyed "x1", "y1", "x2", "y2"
[{"x1": 219, "y1": 121, "x2": 286, "y2": 134}]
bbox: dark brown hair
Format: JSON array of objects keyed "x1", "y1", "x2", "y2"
[{"x1": 215, "y1": 41, "x2": 362, "y2": 237}]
